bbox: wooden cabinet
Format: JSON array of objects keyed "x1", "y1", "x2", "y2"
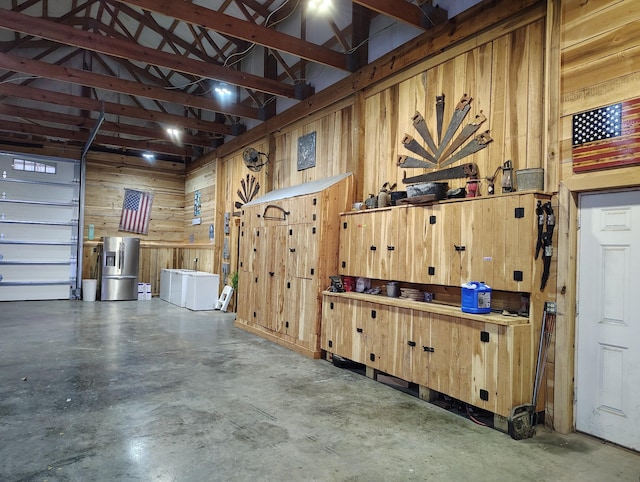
[
  {"x1": 325, "y1": 192, "x2": 554, "y2": 418},
  {"x1": 236, "y1": 173, "x2": 354, "y2": 358},
  {"x1": 339, "y1": 208, "x2": 405, "y2": 281},
  {"x1": 339, "y1": 193, "x2": 549, "y2": 291},
  {"x1": 322, "y1": 292, "x2": 533, "y2": 417}
]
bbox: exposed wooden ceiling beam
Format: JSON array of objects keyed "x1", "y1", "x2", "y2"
[
  {"x1": 114, "y1": 0, "x2": 351, "y2": 71},
  {"x1": 0, "y1": 103, "x2": 218, "y2": 148},
  {"x1": 0, "y1": 119, "x2": 192, "y2": 157},
  {"x1": 0, "y1": 83, "x2": 234, "y2": 136},
  {"x1": 353, "y1": 0, "x2": 447, "y2": 29},
  {"x1": 0, "y1": 52, "x2": 261, "y2": 119},
  {"x1": 0, "y1": 9, "x2": 297, "y2": 99}
]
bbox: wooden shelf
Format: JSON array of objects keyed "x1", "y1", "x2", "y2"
[{"x1": 322, "y1": 291, "x2": 528, "y2": 326}]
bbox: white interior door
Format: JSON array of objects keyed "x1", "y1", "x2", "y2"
[{"x1": 576, "y1": 190, "x2": 640, "y2": 450}]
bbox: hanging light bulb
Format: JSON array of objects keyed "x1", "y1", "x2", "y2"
[{"x1": 308, "y1": 0, "x2": 332, "y2": 13}]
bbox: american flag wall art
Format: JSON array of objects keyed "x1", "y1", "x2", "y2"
[
  {"x1": 119, "y1": 188, "x2": 153, "y2": 235},
  {"x1": 572, "y1": 97, "x2": 640, "y2": 173}
]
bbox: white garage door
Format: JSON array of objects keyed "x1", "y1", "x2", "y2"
[
  {"x1": 576, "y1": 189, "x2": 640, "y2": 451},
  {"x1": 0, "y1": 152, "x2": 80, "y2": 301}
]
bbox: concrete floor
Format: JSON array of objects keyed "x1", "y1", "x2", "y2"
[{"x1": 0, "y1": 299, "x2": 638, "y2": 482}]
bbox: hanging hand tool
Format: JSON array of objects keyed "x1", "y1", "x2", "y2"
[
  {"x1": 397, "y1": 155, "x2": 437, "y2": 169},
  {"x1": 535, "y1": 201, "x2": 544, "y2": 259},
  {"x1": 438, "y1": 112, "x2": 486, "y2": 161},
  {"x1": 539, "y1": 202, "x2": 555, "y2": 291},
  {"x1": 440, "y1": 130, "x2": 492, "y2": 167},
  {"x1": 543, "y1": 201, "x2": 555, "y2": 242},
  {"x1": 402, "y1": 135, "x2": 437, "y2": 164},
  {"x1": 412, "y1": 111, "x2": 438, "y2": 156},
  {"x1": 436, "y1": 94, "x2": 445, "y2": 144},
  {"x1": 509, "y1": 301, "x2": 556, "y2": 439},
  {"x1": 540, "y1": 232, "x2": 553, "y2": 290},
  {"x1": 402, "y1": 162, "x2": 477, "y2": 184},
  {"x1": 434, "y1": 94, "x2": 472, "y2": 161},
  {"x1": 533, "y1": 302, "x2": 556, "y2": 413}
]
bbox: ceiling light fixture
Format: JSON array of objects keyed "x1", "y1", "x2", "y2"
[
  {"x1": 142, "y1": 152, "x2": 155, "y2": 161},
  {"x1": 214, "y1": 83, "x2": 232, "y2": 96},
  {"x1": 166, "y1": 127, "x2": 181, "y2": 138},
  {"x1": 308, "y1": 0, "x2": 332, "y2": 13}
]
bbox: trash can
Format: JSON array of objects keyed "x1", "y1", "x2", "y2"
[{"x1": 82, "y1": 279, "x2": 97, "y2": 301}]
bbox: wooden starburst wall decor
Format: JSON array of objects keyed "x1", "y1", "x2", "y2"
[
  {"x1": 398, "y1": 94, "x2": 492, "y2": 170},
  {"x1": 235, "y1": 174, "x2": 260, "y2": 210}
]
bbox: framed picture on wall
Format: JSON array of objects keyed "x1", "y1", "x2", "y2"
[{"x1": 297, "y1": 131, "x2": 316, "y2": 171}]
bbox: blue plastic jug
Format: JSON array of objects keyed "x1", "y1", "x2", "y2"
[{"x1": 461, "y1": 281, "x2": 492, "y2": 314}]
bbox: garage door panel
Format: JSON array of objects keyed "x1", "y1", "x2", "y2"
[
  {"x1": 0, "y1": 264, "x2": 70, "y2": 282},
  {"x1": 1, "y1": 224, "x2": 73, "y2": 242},
  {"x1": 1, "y1": 204, "x2": 76, "y2": 223},
  {"x1": 0, "y1": 284, "x2": 71, "y2": 301},
  {"x1": 0, "y1": 244, "x2": 72, "y2": 262},
  {"x1": 2, "y1": 183, "x2": 76, "y2": 204},
  {"x1": 1, "y1": 155, "x2": 76, "y2": 182}
]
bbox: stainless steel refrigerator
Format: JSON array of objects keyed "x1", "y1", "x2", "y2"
[{"x1": 99, "y1": 236, "x2": 140, "y2": 301}]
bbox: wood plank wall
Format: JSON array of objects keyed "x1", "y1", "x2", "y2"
[
  {"x1": 271, "y1": 98, "x2": 359, "y2": 190},
  {"x1": 80, "y1": 151, "x2": 219, "y2": 295},
  {"x1": 552, "y1": 0, "x2": 640, "y2": 434},
  {"x1": 9, "y1": 0, "x2": 640, "y2": 436},
  {"x1": 363, "y1": 18, "x2": 545, "y2": 198},
  {"x1": 84, "y1": 152, "x2": 185, "y2": 243}
]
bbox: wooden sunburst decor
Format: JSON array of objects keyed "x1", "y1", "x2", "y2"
[
  {"x1": 235, "y1": 174, "x2": 260, "y2": 210},
  {"x1": 398, "y1": 93, "x2": 492, "y2": 170}
]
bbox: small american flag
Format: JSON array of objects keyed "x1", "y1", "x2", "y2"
[
  {"x1": 119, "y1": 189, "x2": 153, "y2": 234},
  {"x1": 572, "y1": 97, "x2": 640, "y2": 173}
]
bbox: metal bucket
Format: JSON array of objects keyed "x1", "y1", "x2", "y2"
[{"x1": 516, "y1": 168, "x2": 544, "y2": 191}]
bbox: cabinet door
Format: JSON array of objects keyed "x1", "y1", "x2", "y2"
[
  {"x1": 384, "y1": 306, "x2": 413, "y2": 380},
  {"x1": 411, "y1": 311, "x2": 432, "y2": 387},
  {"x1": 362, "y1": 302, "x2": 388, "y2": 371},
  {"x1": 469, "y1": 322, "x2": 499, "y2": 413},
  {"x1": 459, "y1": 199, "x2": 483, "y2": 284},
  {"x1": 287, "y1": 225, "x2": 303, "y2": 278},
  {"x1": 243, "y1": 227, "x2": 262, "y2": 273},
  {"x1": 405, "y1": 206, "x2": 441, "y2": 284},
  {"x1": 505, "y1": 195, "x2": 537, "y2": 292},
  {"x1": 280, "y1": 276, "x2": 298, "y2": 340},
  {"x1": 338, "y1": 215, "x2": 351, "y2": 275},
  {"x1": 321, "y1": 294, "x2": 337, "y2": 352},
  {"x1": 261, "y1": 226, "x2": 286, "y2": 332},
  {"x1": 295, "y1": 278, "x2": 319, "y2": 349},
  {"x1": 289, "y1": 223, "x2": 318, "y2": 280},
  {"x1": 238, "y1": 225, "x2": 252, "y2": 272},
  {"x1": 439, "y1": 203, "x2": 464, "y2": 286},
  {"x1": 306, "y1": 224, "x2": 319, "y2": 280},
  {"x1": 245, "y1": 271, "x2": 266, "y2": 327},
  {"x1": 288, "y1": 195, "x2": 318, "y2": 225},
  {"x1": 427, "y1": 314, "x2": 458, "y2": 398},
  {"x1": 467, "y1": 195, "x2": 532, "y2": 292},
  {"x1": 364, "y1": 209, "x2": 392, "y2": 280},
  {"x1": 321, "y1": 296, "x2": 362, "y2": 362},
  {"x1": 339, "y1": 212, "x2": 370, "y2": 276}
]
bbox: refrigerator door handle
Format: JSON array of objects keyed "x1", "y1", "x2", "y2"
[{"x1": 119, "y1": 241, "x2": 124, "y2": 270}]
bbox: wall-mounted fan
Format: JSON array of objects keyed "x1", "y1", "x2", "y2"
[{"x1": 242, "y1": 147, "x2": 269, "y2": 172}]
